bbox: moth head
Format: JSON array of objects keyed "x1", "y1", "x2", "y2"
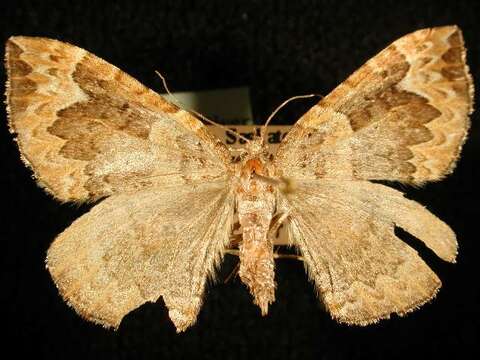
[{"x1": 243, "y1": 135, "x2": 270, "y2": 161}]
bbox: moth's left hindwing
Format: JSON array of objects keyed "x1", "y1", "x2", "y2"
[
  {"x1": 5, "y1": 36, "x2": 231, "y2": 202},
  {"x1": 47, "y1": 182, "x2": 234, "y2": 331}
]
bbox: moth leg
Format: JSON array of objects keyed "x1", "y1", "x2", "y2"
[
  {"x1": 225, "y1": 249, "x2": 240, "y2": 256},
  {"x1": 270, "y1": 211, "x2": 290, "y2": 245},
  {"x1": 225, "y1": 248, "x2": 302, "y2": 260},
  {"x1": 270, "y1": 211, "x2": 304, "y2": 261},
  {"x1": 224, "y1": 261, "x2": 240, "y2": 284},
  {"x1": 228, "y1": 231, "x2": 242, "y2": 248},
  {"x1": 274, "y1": 253, "x2": 304, "y2": 261}
]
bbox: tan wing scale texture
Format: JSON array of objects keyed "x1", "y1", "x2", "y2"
[
  {"x1": 275, "y1": 26, "x2": 473, "y2": 184},
  {"x1": 5, "y1": 36, "x2": 230, "y2": 202},
  {"x1": 5, "y1": 26, "x2": 472, "y2": 330},
  {"x1": 276, "y1": 26, "x2": 470, "y2": 325},
  {"x1": 47, "y1": 182, "x2": 234, "y2": 332},
  {"x1": 281, "y1": 179, "x2": 456, "y2": 324}
]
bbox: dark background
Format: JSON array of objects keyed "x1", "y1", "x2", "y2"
[{"x1": 1, "y1": 0, "x2": 478, "y2": 359}]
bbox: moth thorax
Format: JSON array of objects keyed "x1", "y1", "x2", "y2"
[{"x1": 243, "y1": 158, "x2": 265, "y2": 175}]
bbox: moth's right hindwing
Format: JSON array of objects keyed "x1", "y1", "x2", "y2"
[{"x1": 281, "y1": 179, "x2": 456, "y2": 325}]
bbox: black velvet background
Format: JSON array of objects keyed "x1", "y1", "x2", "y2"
[{"x1": 1, "y1": 1, "x2": 479, "y2": 359}]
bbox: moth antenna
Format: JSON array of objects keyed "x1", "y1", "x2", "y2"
[
  {"x1": 155, "y1": 70, "x2": 177, "y2": 102},
  {"x1": 260, "y1": 94, "x2": 321, "y2": 143},
  {"x1": 191, "y1": 111, "x2": 252, "y2": 144},
  {"x1": 155, "y1": 70, "x2": 251, "y2": 144}
]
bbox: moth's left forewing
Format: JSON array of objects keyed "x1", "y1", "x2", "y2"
[{"x1": 5, "y1": 36, "x2": 231, "y2": 202}]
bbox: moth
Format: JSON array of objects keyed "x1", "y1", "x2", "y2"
[{"x1": 5, "y1": 25, "x2": 473, "y2": 332}]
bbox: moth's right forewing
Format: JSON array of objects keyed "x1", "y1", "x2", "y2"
[
  {"x1": 5, "y1": 36, "x2": 231, "y2": 202},
  {"x1": 46, "y1": 181, "x2": 235, "y2": 332},
  {"x1": 274, "y1": 26, "x2": 473, "y2": 184}
]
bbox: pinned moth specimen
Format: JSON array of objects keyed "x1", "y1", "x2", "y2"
[{"x1": 5, "y1": 25, "x2": 473, "y2": 332}]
